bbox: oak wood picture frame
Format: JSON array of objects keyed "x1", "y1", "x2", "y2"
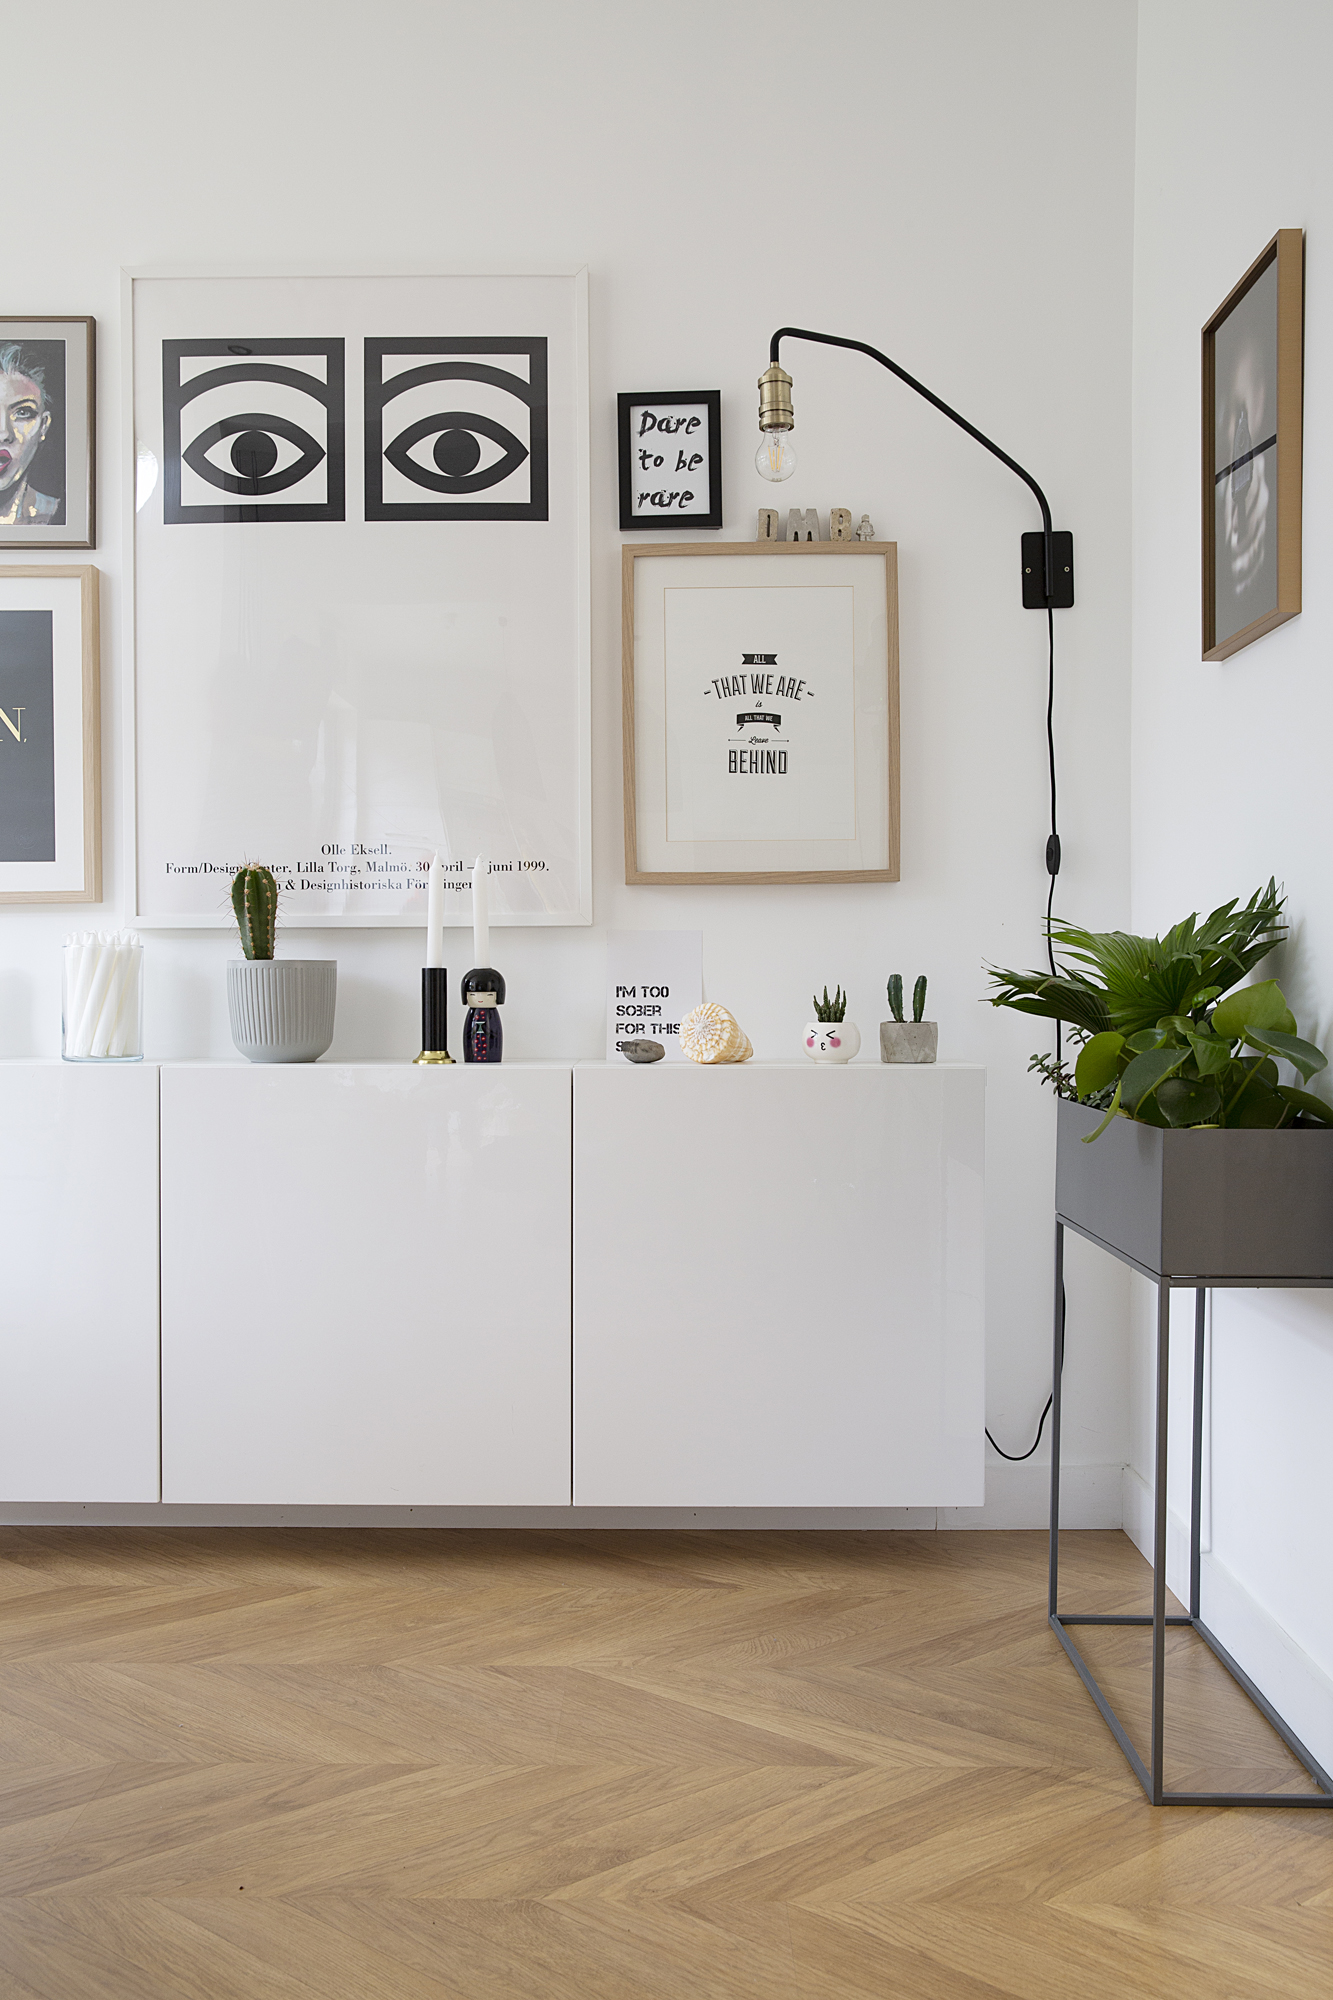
[
  {"x1": 0, "y1": 565, "x2": 101, "y2": 904},
  {"x1": 1202, "y1": 229, "x2": 1303, "y2": 662},
  {"x1": 622, "y1": 540, "x2": 900, "y2": 885}
]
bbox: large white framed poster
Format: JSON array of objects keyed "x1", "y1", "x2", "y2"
[
  {"x1": 623, "y1": 542, "x2": 898, "y2": 883},
  {"x1": 127, "y1": 272, "x2": 590, "y2": 927}
]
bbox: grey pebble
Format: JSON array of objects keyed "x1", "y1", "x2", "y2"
[{"x1": 617, "y1": 1040, "x2": 665, "y2": 1063}]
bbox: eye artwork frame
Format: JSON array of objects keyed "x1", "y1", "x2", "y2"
[
  {"x1": 0, "y1": 317, "x2": 96, "y2": 549},
  {"x1": 618, "y1": 391, "x2": 722, "y2": 531},
  {"x1": 1202, "y1": 229, "x2": 1304, "y2": 662},
  {"x1": 125, "y1": 270, "x2": 590, "y2": 930},
  {"x1": 0, "y1": 566, "x2": 101, "y2": 904},
  {"x1": 622, "y1": 541, "x2": 899, "y2": 885}
]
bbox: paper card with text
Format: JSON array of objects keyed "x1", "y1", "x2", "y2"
[{"x1": 606, "y1": 930, "x2": 703, "y2": 1062}]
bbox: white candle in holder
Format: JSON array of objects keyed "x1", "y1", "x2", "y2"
[
  {"x1": 426, "y1": 853, "x2": 444, "y2": 968},
  {"x1": 472, "y1": 855, "x2": 490, "y2": 968}
]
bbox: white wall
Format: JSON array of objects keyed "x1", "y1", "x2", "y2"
[
  {"x1": 4, "y1": 1, "x2": 1137, "y2": 1517},
  {"x1": 1131, "y1": 0, "x2": 1333, "y2": 1758}
]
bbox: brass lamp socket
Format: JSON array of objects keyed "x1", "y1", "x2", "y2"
[{"x1": 757, "y1": 362, "x2": 794, "y2": 433}]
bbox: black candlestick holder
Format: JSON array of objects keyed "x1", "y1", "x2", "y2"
[
  {"x1": 461, "y1": 967, "x2": 505, "y2": 1063},
  {"x1": 414, "y1": 967, "x2": 454, "y2": 1064}
]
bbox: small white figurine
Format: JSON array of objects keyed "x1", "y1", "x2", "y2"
[{"x1": 855, "y1": 513, "x2": 876, "y2": 541}]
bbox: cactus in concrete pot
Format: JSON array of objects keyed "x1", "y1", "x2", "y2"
[
  {"x1": 226, "y1": 863, "x2": 337, "y2": 1062},
  {"x1": 231, "y1": 865, "x2": 278, "y2": 961},
  {"x1": 881, "y1": 973, "x2": 938, "y2": 1064}
]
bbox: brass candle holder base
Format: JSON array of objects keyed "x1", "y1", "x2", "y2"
[{"x1": 413, "y1": 1049, "x2": 455, "y2": 1065}]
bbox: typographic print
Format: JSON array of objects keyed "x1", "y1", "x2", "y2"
[
  {"x1": 0, "y1": 609, "x2": 56, "y2": 861},
  {"x1": 364, "y1": 337, "x2": 548, "y2": 521},
  {"x1": 163, "y1": 339, "x2": 346, "y2": 524}
]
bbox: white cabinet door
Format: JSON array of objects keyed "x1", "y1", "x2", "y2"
[
  {"x1": 574, "y1": 1063, "x2": 985, "y2": 1506},
  {"x1": 0, "y1": 1062, "x2": 160, "y2": 1502},
  {"x1": 161, "y1": 1064, "x2": 572, "y2": 1504}
]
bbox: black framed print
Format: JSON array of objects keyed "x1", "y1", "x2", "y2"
[
  {"x1": 0, "y1": 318, "x2": 95, "y2": 549},
  {"x1": 618, "y1": 390, "x2": 721, "y2": 531},
  {"x1": 1202, "y1": 228, "x2": 1304, "y2": 661}
]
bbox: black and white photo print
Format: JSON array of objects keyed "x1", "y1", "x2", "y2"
[
  {"x1": 162, "y1": 338, "x2": 346, "y2": 524},
  {"x1": 364, "y1": 337, "x2": 548, "y2": 521}
]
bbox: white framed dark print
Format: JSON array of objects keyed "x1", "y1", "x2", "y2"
[
  {"x1": 127, "y1": 271, "x2": 590, "y2": 929},
  {"x1": 0, "y1": 318, "x2": 96, "y2": 549},
  {"x1": 618, "y1": 390, "x2": 721, "y2": 530},
  {"x1": 622, "y1": 542, "x2": 899, "y2": 884},
  {"x1": 0, "y1": 566, "x2": 101, "y2": 904}
]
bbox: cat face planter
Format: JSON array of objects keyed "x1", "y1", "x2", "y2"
[{"x1": 804, "y1": 1019, "x2": 860, "y2": 1064}]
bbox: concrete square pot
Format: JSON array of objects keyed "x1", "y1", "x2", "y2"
[{"x1": 879, "y1": 1020, "x2": 938, "y2": 1064}]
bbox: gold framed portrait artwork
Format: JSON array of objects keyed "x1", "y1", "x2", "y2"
[
  {"x1": 622, "y1": 541, "x2": 899, "y2": 885},
  {"x1": 0, "y1": 566, "x2": 101, "y2": 904},
  {"x1": 1202, "y1": 230, "x2": 1303, "y2": 662}
]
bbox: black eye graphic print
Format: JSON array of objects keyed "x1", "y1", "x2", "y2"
[
  {"x1": 382, "y1": 409, "x2": 528, "y2": 496},
  {"x1": 365, "y1": 338, "x2": 548, "y2": 523},
  {"x1": 181, "y1": 411, "x2": 326, "y2": 497},
  {"x1": 162, "y1": 339, "x2": 345, "y2": 524}
]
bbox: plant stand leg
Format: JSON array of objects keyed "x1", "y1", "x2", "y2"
[
  {"x1": 1190, "y1": 1289, "x2": 1206, "y2": 1622},
  {"x1": 1048, "y1": 1220, "x2": 1065, "y2": 1618},
  {"x1": 1150, "y1": 1277, "x2": 1171, "y2": 1805}
]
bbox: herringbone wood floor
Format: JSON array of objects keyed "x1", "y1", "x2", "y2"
[{"x1": 0, "y1": 1529, "x2": 1327, "y2": 1999}]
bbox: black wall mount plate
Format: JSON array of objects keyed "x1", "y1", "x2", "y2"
[{"x1": 1021, "y1": 529, "x2": 1075, "y2": 608}]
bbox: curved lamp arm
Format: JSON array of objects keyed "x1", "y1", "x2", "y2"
[{"x1": 767, "y1": 326, "x2": 1064, "y2": 605}]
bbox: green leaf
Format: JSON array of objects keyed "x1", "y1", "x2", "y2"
[
  {"x1": 1277, "y1": 1085, "x2": 1333, "y2": 1126},
  {"x1": 1224, "y1": 1080, "x2": 1290, "y2": 1128},
  {"x1": 1155, "y1": 1077, "x2": 1222, "y2": 1127},
  {"x1": 1242, "y1": 1026, "x2": 1328, "y2": 1082},
  {"x1": 1124, "y1": 1028, "x2": 1168, "y2": 1053},
  {"x1": 1210, "y1": 979, "x2": 1296, "y2": 1040},
  {"x1": 1075, "y1": 1032, "x2": 1125, "y2": 1098},
  {"x1": 1185, "y1": 1027, "x2": 1236, "y2": 1074},
  {"x1": 1119, "y1": 1046, "x2": 1187, "y2": 1113},
  {"x1": 1081, "y1": 1080, "x2": 1123, "y2": 1142}
]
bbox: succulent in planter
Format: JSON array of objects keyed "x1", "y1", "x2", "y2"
[
  {"x1": 986, "y1": 880, "x2": 1333, "y2": 1138},
  {"x1": 226, "y1": 862, "x2": 337, "y2": 1064},
  {"x1": 805, "y1": 985, "x2": 860, "y2": 1063},
  {"x1": 881, "y1": 973, "x2": 937, "y2": 1064}
]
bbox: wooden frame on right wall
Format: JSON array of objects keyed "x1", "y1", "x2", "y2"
[{"x1": 1202, "y1": 228, "x2": 1304, "y2": 662}]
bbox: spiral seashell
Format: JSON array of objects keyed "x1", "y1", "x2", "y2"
[{"x1": 680, "y1": 1002, "x2": 752, "y2": 1064}]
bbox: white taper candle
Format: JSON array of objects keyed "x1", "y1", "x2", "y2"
[
  {"x1": 472, "y1": 855, "x2": 490, "y2": 968},
  {"x1": 426, "y1": 853, "x2": 444, "y2": 968}
]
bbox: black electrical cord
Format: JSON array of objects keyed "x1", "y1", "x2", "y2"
[
  {"x1": 989, "y1": 607, "x2": 1064, "y2": 1463},
  {"x1": 765, "y1": 327, "x2": 1067, "y2": 1468}
]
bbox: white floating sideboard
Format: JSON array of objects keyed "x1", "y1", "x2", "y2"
[{"x1": 0, "y1": 1060, "x2": 985, "y2": 1511}]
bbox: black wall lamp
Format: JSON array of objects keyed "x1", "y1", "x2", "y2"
[{"x1": 758, "y1": 327, "x2": 1074, "y2": 936}]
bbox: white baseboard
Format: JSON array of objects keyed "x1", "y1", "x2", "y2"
[
  {"x1": 1121, "y1": 1466, "x2": 1333, "y2": 1778},
  {"x1": 0, "y1": 1469, "x2": 1126, "y2": 1535},
  {"x1": 939, "y1": 1459, "x2": 1122, "y2": 1530},
  {"x1": 0, "y1": 1503, "x2": 941, "y2": 1530}
]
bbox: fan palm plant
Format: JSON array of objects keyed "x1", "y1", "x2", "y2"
[{"x1": 986, "y1": 881, "x2": 1333, "y2": 1136}]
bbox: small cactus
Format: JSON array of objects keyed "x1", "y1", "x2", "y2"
[
  {"x1": 813, "y1": 984, "x2": 847, "y2": 1023},
  {"x1": 913, "y1": 975, "x2": 928, "y2": 1023},
  {"x1": 232, "y1": 864, "x2": 278, "y2": 961},
  {"x1": 887, "y1": 974, "x2": 904, "y2": 1023}
]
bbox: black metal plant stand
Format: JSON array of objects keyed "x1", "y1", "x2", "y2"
[{"x1": 1049, "y1": 1213, "x2": 1333, "y2": 1807}]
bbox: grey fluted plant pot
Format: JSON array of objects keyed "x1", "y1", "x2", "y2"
[
  {"x1": 227, "y1": 960, "x2": 337, "y2": 1063},
  {"x1": 880, "y1": 1020, "x2": 938, "y2": 1063}
]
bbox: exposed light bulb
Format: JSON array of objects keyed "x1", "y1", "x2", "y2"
[{"x1": 755, "y1": 432, "x2": 796, "y2": 482}]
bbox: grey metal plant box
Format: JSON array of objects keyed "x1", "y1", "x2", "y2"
[{"x1": 1055, "y1": 1098, "x2": 1333, "y2": 1280}]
